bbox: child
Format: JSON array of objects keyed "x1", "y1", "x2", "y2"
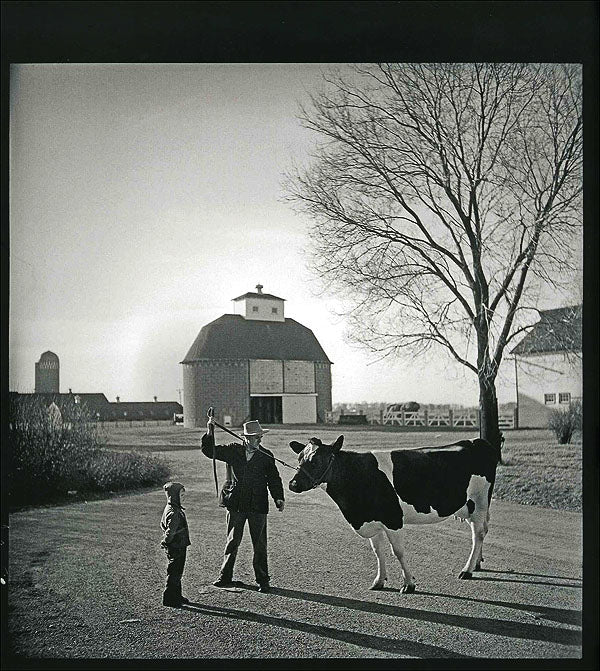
[{"x1": 160, "y1": 481, "x2": 191, "y2": 607}]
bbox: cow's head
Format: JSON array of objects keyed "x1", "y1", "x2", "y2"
[{"x1": 288, "y1": 435, "x2": 344, "y2": 493}]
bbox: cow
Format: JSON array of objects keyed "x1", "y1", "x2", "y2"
[{"x1": 288, "y1": 435, "x2": 500, "y2": 593}]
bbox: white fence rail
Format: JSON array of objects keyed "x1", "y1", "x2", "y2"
[{"x1": 381, "y1": 409, "x2": 516, "y2": 429}]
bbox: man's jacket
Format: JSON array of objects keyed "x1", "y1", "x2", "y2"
[{"x1": 201, "y1": 433, "x2": 284, "y2": 514}]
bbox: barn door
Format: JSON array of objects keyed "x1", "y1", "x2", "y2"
[{"x1": 250, "y1": 396, "x2": 282, "y2": 424}]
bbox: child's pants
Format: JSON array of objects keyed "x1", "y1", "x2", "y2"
[{"x1": 163, "y1": 547, "x2": 186, "y2": 604}]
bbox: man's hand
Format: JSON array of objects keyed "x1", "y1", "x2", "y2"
[{"x1": 275, "y1": 499, "x2": 285, "y2": 512}]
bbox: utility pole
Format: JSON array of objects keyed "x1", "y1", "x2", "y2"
[{"x1": 176, "y1": 388, "x2": 183, "y2": 405}]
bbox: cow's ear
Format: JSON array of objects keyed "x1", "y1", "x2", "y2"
[
  {"x1": 289, "y1": 441, "x2": 305, "y2": 454},
  {"x1": 332, "y1": 435, "x2": 344, "y2": 452}
]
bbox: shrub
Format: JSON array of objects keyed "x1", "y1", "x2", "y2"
[
  {"x1": 83, "y1": 450, "x2": 170, "y2": 491},
  {"x1": 547, "y1": 400, "x2": 582, "y2": 444},
  {"x1": 8, "y1": 395, "x2": 170, "y2": 505}
]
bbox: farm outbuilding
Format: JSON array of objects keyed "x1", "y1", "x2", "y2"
[
  {"x1": 511, "y1": 305, "x2": 582, "y2": 428},
  {"x1": 181, "y1": 285, "x2": 332, "y2": 428},
  {"x1": 9, "y1": 392, "x2": 182, "y2": 422}
]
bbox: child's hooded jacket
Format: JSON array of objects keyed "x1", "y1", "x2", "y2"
[{"x1": 161, "y1": 482, "x2": 191, "y2": 550}]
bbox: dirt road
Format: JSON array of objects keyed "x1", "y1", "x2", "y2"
[{"x1": 6, "y1": 448, "x2": 584, "y2": 662}]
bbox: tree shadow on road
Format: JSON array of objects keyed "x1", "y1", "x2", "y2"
[
  {"x1": 417, "y1": 590, "x2": 582, "y2": 626},
  {"x1": 481, "y1": 569, "x2": 582, "y2": 582},
  {"x1": 269, "y1": 587, "x2": 581, "y2": 647},
  {"x1": 471, "y1": 575, "x2": 582, "y2": 588},
  {"x1": 181, "y1": 602, "x2": 468, "y2": 659}
]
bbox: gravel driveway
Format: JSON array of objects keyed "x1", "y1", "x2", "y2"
[{"x1": 6, "y1": 448, "x2": 584, "y2": 662}]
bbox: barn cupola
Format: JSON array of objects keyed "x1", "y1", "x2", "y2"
[{"x1": 232, "y1": 284, "x2": 285, "y2": 322}]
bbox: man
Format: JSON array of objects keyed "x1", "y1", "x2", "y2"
[{"x1": 201, "y1": 418, "x2": 285, "y2": 593}]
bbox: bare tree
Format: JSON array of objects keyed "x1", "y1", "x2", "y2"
[{"x1": 286, "y1": 63, "x2": 582, "y2": 450}]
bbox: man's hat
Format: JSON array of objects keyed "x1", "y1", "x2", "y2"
[{"x1": 242, "y1": 420, "x2": 269, "y2": 436}]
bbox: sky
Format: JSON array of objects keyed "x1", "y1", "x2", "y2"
[{"x1": 8, "y1": 63, "x2": 580, "y2": 407}]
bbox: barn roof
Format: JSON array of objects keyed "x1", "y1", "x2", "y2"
[
  {"x1": 108, "y1": 401, "x2": 183, "y2": 413},
  {"x1": 181, "y1": 314, "x2": 332, "y2": 364},
  {"x1": 38, "y1": 351, "x2": 59, "y2": 360},
  {"x1": 511, "y1": 305, "x2": 582, "y2": 355},
  {"x1": 232, "y1": 291, "x2": 285, "y2": 302}
]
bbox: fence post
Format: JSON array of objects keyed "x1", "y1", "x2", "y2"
[
  {"x1": 449, "y1": 408, "x2": 454, "y2": 427},
  {"x1": 424, "y1": 408, "x2": 429, "y2": 427},
  {"x1": 514, "y1": 407, "x2": 518, "y2": 429},
  {"x1": 401, "y1": 410, "x2": 406, "y2": 427}
]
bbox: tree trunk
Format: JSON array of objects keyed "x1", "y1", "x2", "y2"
[{"x1": 479, "y1": 378, "x2": 503, "y2": 462}]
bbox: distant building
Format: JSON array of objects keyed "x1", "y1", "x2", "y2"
[
  {"x1": 511, "y1": 305, "x2": 582, "y2": 428},
  {"x1": 10, "y1": 392, "x2": 182, "y2": 422},
  {"x1": 103, "y1": 398, "x2": 183, "y2": 421},
  {"x1": 35, "y1": 351, "x2": 59, "y2": 393},
  {"x1": 181, "y1": 284, "x2": 333, "y2": 428}
]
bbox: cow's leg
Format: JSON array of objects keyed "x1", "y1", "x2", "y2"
[
  {"x1": 459, "y1": 517, "x2": 486, "y2": 579},
  {"x1": 474, "y1": 513, "x2": 489, "y2": 571},
  {"x1": 368, "y1": 533, "x2": 388, "y2": 590},
  {"x1": 385, "y1": 529, "x2": 416, "y2": 594}
]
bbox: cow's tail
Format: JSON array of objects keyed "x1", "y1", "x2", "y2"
[
  {"x1": 473, "y1": 437, "x2": 502, "y2": 465},
  {"x1": 472, "y1": 437, "x2": 500, "y2": 507}
]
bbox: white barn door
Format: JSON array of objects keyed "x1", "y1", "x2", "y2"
[{"x1": 282, "y1": 394, "x2": 317, "y2": 423}]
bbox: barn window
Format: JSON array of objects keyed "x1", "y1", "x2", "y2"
[
  {"x1": 544, "y1": 393, "x2": 556, "y2": 405},
  {"x1": 559, "y1": 392, "x2": 571, "y2": 404},
  {"x1": 272, "y1": 307, "x2": 278, "y2": 314},
  {"x1": 252, "y1": 306, "x2": 259, "y2": 313}
]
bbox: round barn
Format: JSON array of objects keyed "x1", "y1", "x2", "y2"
[{"x1": 181, "y1": 285, "x2": 332, "y2": 428}]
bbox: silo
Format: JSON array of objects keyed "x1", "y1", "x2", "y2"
[{"x1": 35, "y1": 351, "x2": 60, "y2": 393}]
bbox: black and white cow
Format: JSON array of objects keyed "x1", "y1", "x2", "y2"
[{"x1": 288, "y1": 435, "x2": 500, "y2": 593}]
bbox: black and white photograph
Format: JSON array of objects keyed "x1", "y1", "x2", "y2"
[{"x1": 2, "y1": 2, "x2": 597, "y2": 667}]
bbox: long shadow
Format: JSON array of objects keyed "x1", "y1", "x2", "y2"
[
  {"x1": 269, "y1": 587, "x2": 581, "y2": 646},
  {"x1": 182, "y1": 601, "x2": 469, "y2": 659},
  {"x1": 480, "y1": 569, "x2": 582, "y2": 582},
  {"x1": 417, "y1": 590, "x2": 582, "y2": 626},
  {"x1": 473, "y1": 575, "x2": 582, "y2": 588}
]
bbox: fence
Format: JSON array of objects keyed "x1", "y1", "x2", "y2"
[
  {"x1": 380, "y1": 408, "x2": 517, "y2": 429},
  {"x1": 95, "y1": 419, "x2": 176, "y2": 428}
]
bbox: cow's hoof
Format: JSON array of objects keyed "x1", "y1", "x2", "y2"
[
  {"x1": 369, "y1": 581, "x2": 385, "y2": 591},
  {"x1": 458, "y1": 571, "x2": 473, "y2": 580},
  {"x1": 401, "y1": 584, "x2": 416, "y2": 594}
]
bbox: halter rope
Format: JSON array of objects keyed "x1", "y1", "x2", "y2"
[{"x1": 206, "y1": 417, "x2": 334, "y2": 488}]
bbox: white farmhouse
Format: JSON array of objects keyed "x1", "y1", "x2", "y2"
[{"x1": 511, "y1": 305, "x2": 582, "y2": 428}]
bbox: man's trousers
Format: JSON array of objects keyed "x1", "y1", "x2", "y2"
[{"x1": 219, "y1": 511, "x2": 269, "y2": 585}]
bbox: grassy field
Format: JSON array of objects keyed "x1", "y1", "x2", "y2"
[{"x1": 98, "y1": 424, "x2": 582, "y2": 512}]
